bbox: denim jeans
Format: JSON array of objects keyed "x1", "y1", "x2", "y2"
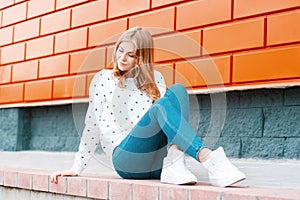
[{"x1": 112, "y1": 84, "x2": 204, "y2": 179}]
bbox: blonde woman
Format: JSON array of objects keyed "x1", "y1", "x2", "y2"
[{"x1": 50, "y1": 27, "x2": 245, "y2": 187}]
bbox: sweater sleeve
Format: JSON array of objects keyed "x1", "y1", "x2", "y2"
[
  {"x1": 70, "y1": 70, "x2": 105, "y2": 175},
  {"x1": 154, "y1": 70, "x2": 167, "y2": 97}
]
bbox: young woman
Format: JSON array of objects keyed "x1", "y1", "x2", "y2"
[{"x1": 50, "y1": 27, "x2": 246, "y2": 187}]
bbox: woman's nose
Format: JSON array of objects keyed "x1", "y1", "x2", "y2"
[{"x1": 120, "y1": 52, "x2": 127, "y2": 61}]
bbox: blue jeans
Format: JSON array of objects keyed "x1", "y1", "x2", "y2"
[{"x1": 112, "y1": 84, "x2": 204, "y2": 179}]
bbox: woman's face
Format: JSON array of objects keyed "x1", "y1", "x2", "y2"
[{"x1": 116, "y1": 41, "x2": 137, "y2": 72}]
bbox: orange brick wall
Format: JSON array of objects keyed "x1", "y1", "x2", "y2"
[{"x1": 0, "y1": 0, "x2": 300, "y2": 106}]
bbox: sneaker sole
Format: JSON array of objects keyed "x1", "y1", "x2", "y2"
[
  {"x1": 227, "y1": 177, "x2": 246, "y2": 187},
  {"x1": 211, "y1": 174, "x2": 246, "y2": 187}
]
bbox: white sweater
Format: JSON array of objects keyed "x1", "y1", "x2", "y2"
[{"x1": 70, "y1": 69, "x2": 166, "y2": 175}]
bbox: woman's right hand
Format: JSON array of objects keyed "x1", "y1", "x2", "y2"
[{"x1": 50, "y1": 170, "x2": 78, "y2": 184}]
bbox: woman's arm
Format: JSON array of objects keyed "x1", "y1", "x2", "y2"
[{"x1": 51, "y1": 70, "x2": 106, "y2": 184}]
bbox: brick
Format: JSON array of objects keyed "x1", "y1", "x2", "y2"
[
  {"x1": 26, "y1": 36, "x2": 54, "y2": 59},
  {"x1": 17, "y1": 172, "x2": 32, "y2": 189},
  {"x1": 0, "y1": 11, "x2": 2, "y2": 27},
  {"x1": 154, "y1": 30, "x2": 201, "y2": 62},
  {"x1": 233, "y1": 46, "x2": 300, "y2": 83},
  {"x1": 267, "y1": 9, "x2": 300, "y2": 46},
  {"x1": 234, "y1": 0, "x2": 300, "y2": 19},
  {"x1": 27, "y1": 0, "x2": 55, "y2": 18},
  {"x1": 203, "y1": 18, "x2": 264, "y2": 55},
  {"x1": 106, "y1": 45, "x2": 115, "y2": 68},
  {"x1": 0, "y1": 42, "x2": 25, "y2": 64},
  {"x1": 0, "y1": 83, "x2": 23, "y2": 104},
  {"x1": 109, "y1": 181, "x2": 132, "y2": 200},
  {"x1": 87, "y1": 178, "x2": 108, "y2": 199},
  {"x1": 284, "y1": 87, "x2": 300, "y2": 106},
  {"x1": 129, "y1": 7, "x2": 175, "y2": 34},
  {"x1": 195, "y1": 108, "x2": 229, "y2": 140},
  {"x1": 4, "y1": 171, "x2": 17, "y2": 187},
  {"x1": 222, "y1": 108, "x2": 263, "y2": 137},
  {"x1": 176, "y1": 0, "x2": 231, "y2": 30},
  {"x1": 152, "y1": 0, "x2": 184, "y2": 8},
  {"x1": 0, "y1": 0, "x2": 14, "y2": 9},
  {"x1": 284, "y1": 138, "x2": 300, "y2": 158},
  {"x1": 41, "y1": 9, "x2": 71, "y2": 35},
  {"x1": 39, "y1": 54, "x2": 69, "y2": 78},
  {"x1": 206, "y1": 136, "x2": 242, "y2": 157},
  {"x1": 86, "y1": 73, "x2": 96, "y2": 95},
  {"x1": 0, "y1": 65, "x2": 11, "y2": 84},
  {"x1": 0, "y1": 26, "x2": 13, "y2": 46},
  {"x1": 175, "y1": 56, "x2": 230, "y2": 87},
  {"x1": 2, "y1": 2, "x2": 26, "y2": 26},
  {"x1": 32, "y1": 174, "x2": 49, "y2": 192},
  {"x1": 56, "y1": 0, "x2": 88, "y2": 10},
  {"x1": 190, "y1": 189, "x2": 221, "y2": 200},
  {"x1": 133, "y1": 184, "x2": 158, "y2": 200},
  {"x1": 88, "y1": 18, "x2": 127, "y2": 47},
  {"x1": 240, "y1": 89, "x2": 283, "y2": 108},
  {"x1": 14, "y1": 0, "x2": 26, "y2": 3},
  {"x1": 241, "y1": 138, "x2": 284, "y2": 158},
  {"x1": 225, "y1": 91, "x2": 241, "y2": 109},
  {"x1": 159, "y1": 186, "x2": 188, "y2": 200},
  {"x1": 264, "y1": 107, "x2": 300, "y2": 137},
  {"x1": 70, "y1": 48, "x2": 105, "y2": 74},
  {"x1": 55, "y1": 27, "x2": 87, "y2": 53},
  {"x1": 193, "y1": 108, "x2": 210, "y2": 138},
  {"x1": 14, "y1": 18, "x2": 40, "y2": 42},
  {"x1": 49, "y1": 176, "x2": 67, "y2": 194},
  {"x1": 25, "y1": 79, "x2": 52, "y2": 101},
  {"x1": 12, "y1": 60, "x2": 38, "y2": 82},
  {"x1": 53, "y1": 75, "x2": 86, "y2": 98},
  {"x1": 155, "y1": 63, "x2": 174, "y2": 87},
  {"x1": 67, "y1": 177, "x2": 87, "y2": 197},
  {"x1": 108, "y1": 0, "x2": 150, "y2": 19},
  {"x1": 71, "y1": 0, "x2": 106, "y2": 28}
]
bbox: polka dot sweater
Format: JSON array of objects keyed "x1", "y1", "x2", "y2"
[{"x1": 70, "y1": 69, "x2": 166, "y2": 175}]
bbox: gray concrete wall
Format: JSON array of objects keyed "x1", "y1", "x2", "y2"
[
  {"x1": 191, "y1": 86, "x2": 300, "y2": 159},
  {"x1": 0, "y1": 86, "x2": 299, "y2": 159}
]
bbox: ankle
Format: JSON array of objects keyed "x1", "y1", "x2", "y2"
[
  {"x1": 167, "y1": 144, "x2": 180, "y2": 157},
  {"x1": 198, "y1": 148, "x2": 212, "y2": 163}
]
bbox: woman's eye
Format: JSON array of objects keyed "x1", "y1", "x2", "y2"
[
  {"x1": 118, "y1": 48, "x2": 124, "y2": 53},
  {"x1": 128, "y1": 54, "x2": 135, "y2": 58}
]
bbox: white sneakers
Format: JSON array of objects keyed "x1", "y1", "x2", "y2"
[
  {"x1": 160, "y1": 147, "x2": 246, "y2": 187},
  {"x1": 160, "y1": 149, "x2": 197, "y2": 185},
  {"x1": 202, "y1": 147, "x2": 246, "y2": 187}
]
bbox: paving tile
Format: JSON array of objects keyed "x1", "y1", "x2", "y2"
[
  {"x1": 17, "y1": 172, "x2": 32, "y2": 189},
  {"x1": 133, "y1": 184, "x2": 159, "y2": 200},
  {"x1": 109, "y1": 181, "x2": 132, "y2": 200},
  {"x1": 4, "y1": 171, "x2": 17, "y2": 187},
  {"x1": 32, "y1": 174, "x2": 49, "y2": 192},
  {"x1": 67, "y1": 177, "x2": 87, "y2": 197},
  {"x1": 87, "y1": 178, "x2": 108, "y2": 199}
]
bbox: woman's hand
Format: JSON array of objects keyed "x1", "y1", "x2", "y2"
[{"x1": 50, "y1": 170, "x2": 78, "y2": 184}]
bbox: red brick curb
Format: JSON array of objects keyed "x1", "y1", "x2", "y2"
[{"x1": 0, "y1": 166, "x2": 299, "y2": 200}]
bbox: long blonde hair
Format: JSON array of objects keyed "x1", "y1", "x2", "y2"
[{"x1": 112, "y1": 27, "x2": 160, "y2": 102}]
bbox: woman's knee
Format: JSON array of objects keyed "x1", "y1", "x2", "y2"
[{"x1": 167, "y1": 84, "x2": 187, "y2": 97}]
